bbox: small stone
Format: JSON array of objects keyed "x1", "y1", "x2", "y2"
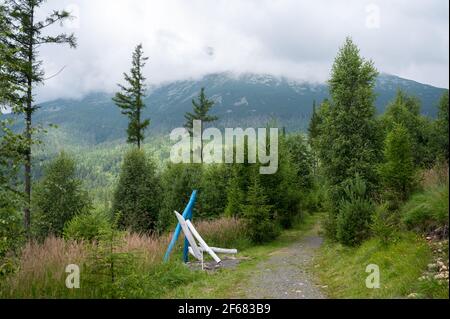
[
  {"x1": 437, "y1": 261, "x2": 444, "y2": 267},
  {"x1": 295, "y1": 290, "x2": 302, "y2": 293},
  {"x1": 428, "y1": 263, "x2": 438, "y2": 271},
  {"x1": 434, "y1": 273, "x2": 446, "y2": 280},
  {"x1": 408, "y1": 293, "x2": 418, "y2": 299}
]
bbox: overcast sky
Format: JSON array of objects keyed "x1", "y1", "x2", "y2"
[{"x1": 36, "y1": 0, "x2": 449, "y2": 101}]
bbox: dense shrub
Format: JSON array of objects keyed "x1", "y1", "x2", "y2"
[
  {"x1": 241, "y1": 174, "x2": 279, "y2": 244},
  {"x1": 112, "y1": 149, "x2": 160, "y2": 233},
  {"x1": 379, "y1": 123, "x2": 416, "y2": 203},
  {"x1": 370, "y1": 203, "x2": 399, "y2": 246},
  {"x1": 336, "y1": 176, "x2": 374, "y2": 246},
  {"x1": 64, "y1": 209, "x2": 111, "y2": 241},
  {"x1": 198, "y1": 164, "x2": 231, "y2": 219},
  {"x1": 33, "y1": 152, "x2": 91, "y2": 238},
  {"x1": 158, "y1": 163, "x2": 202, "y2": 232}
]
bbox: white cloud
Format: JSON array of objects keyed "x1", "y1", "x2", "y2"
[{"x1": 35, "y1": 0, "x2": 449, "y2": 102}]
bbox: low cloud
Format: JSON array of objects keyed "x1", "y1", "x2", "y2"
[{"x1": 35, "y1": 0, "x2": 449, "y2": 102}]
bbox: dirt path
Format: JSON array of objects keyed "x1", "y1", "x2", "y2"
[{"x1": 244, "y1": 223, "x2": 326, "y2": 299}]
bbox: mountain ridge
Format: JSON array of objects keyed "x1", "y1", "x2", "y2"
[{"x1": 5, "y1": 72, "x2": 447, "y2": 146}]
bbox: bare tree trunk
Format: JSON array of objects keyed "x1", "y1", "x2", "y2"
[
  {"x1": 24, "y1": 87, "x2": 32, "y2": 236},
  {"x1": 24, "y1": 9, "x2": 34, "y2": 237}
]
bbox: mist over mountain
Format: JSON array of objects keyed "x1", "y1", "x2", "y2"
[{"x1": 8, "y1": 72, "x2": 447, "y2": 146}]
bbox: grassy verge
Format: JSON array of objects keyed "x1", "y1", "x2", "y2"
[{"x1": 315, "y1": 232, "x2": 448, "y2": 299}]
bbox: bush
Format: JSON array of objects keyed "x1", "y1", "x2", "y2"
[
  {"x1": 112, "y1": 149, "x2": 161, "y2": 233},
  {"x1": 0, "y1": 207, "x2": 23, "y2": 258},
  {"x1": 64, "y1": 209, "x2": 111, "y2": 242},
  {"x1": 379, "y1": 123, "x2": 416, "y2": 203},
  {"x1": 198, "y1": 164, "x2": 231, "y2": 219},
  {"x1": 402, "y1": 185, "x2": 449, "y2": 233},
  {"x1": 33, "y1": 152, "x2": 91, "y2": 238},
  {"x1": 336, "y1": 176, "x2": 374, "y2": 246},
  {"x1": 370, "y1": 203, "x2": 399, "y2": 246},
  {"x1": 241, "y1": 174, "x2": 279, "y2": 244},
  {"x1": 158, "y1": 163, "x2": 202, "y2": 232}
]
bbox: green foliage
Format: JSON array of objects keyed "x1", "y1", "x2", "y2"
[
  {"x1": 158, "y1": 163, "x2": 202, "y2": 231},
  {"x1": 0, "y1": 206, "x2": 25, "y2": 258},
  {"x1": 316, "y1": 38, "x2": 381, "y2": 239},
  {"x1": 198, "y1": 164, "x2": 231, "y2": 219},
  {"x1": 184, "y1": 87, "x2": 218, "y2": 134},
  {"x1": 381, "y1": 90, "x2": 434, "y2": 167},
  {"x1": 370, "y1": 203, "x2": 399, "y2": 246},
  {"x1": 307, "y1": 100, "x2": 321, "y2": 141},
  {"x1": 63, "y1": 209, "x2": 111, "y2": 242},
  {"x1": 33, "y1": 152, "x2": 91, "y2": 238},
  {"x1": 317, "y1": 232, "x2": 435, "y2": 298},
  {"x1": 434, "y1": 90, "x2": 449, "y2": 161},
  {"x1": 241, "y1": 172, "x2": 278, "y2": 244},
  {"x1": 83, "y1": 216, "x2": 140, "y2": 298},
  {"x1": 4, "y1": 0, "x2": 77, "y2": 232},
  {"x1": 401, "y1": 185, "x2": 449, "y2": 233},
  {"x1": 112, "y1": 44, "x2": 150, "y2": 149},
  {"x1": 336, "y1": 175, "x2": 374, "y2": 246},
  {"x1": 285, "y1": 133, "x2": 313, "y2": 191},
  {"x1": 224, "y1": 152, "x2": 253, "y2": 218},
  {"x1": 379, "y1": 124, "x2": 416, "y2": 203},
  {"x1": 112, "y1": 148, "x2": 160, "y2": 233}
]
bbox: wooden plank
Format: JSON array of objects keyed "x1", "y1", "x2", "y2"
[
  {"x1": 186, "y1": 220, "x2": 221, "y2": 264},
  {"x1": 174, "y1": 211, "x2": 202, "y2": 260},
  {"x1": 196, "y1": 247, "x2": 238, "y2": 255}
]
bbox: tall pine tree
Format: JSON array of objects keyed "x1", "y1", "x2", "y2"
[
  {"x1": 317, "y1": 37, "x2": 381, "y2": 239},
  {"x1": 184, "y1": 87, "x2": 218, "y2": 162},
  {"x1": 113, "y1": 44, "x2": 150, "y2": 149},
  {"x1": 4, "y1": 0, "x2": 76, "y2": 235}
]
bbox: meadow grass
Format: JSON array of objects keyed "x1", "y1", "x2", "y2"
[
  {"x1": 0, "y1": 217, "x2": 247, "y2": 298},
  {"x1": 315, "y1": 231, "x2": 448, "y2": 299}
]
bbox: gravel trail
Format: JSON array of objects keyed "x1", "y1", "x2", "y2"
[{"x1": 244, "y1": 225, "x2": 326, "y2": 299}]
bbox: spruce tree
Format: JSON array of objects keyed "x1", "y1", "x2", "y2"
[
  {"x1": 33, "y1": 152, "x2": 91, "y2": 238},
  {"x1": 112, "y1": 149, "x2": 160, "y2": 233},
  {"x1": 184, "y1": 88, "x2": 218, "y2": 161},
  {"x1": 113, "y1": 44, "x2": 150, "y2": 149},
  {"x1": 317, "y1": 37, "x2": 381, "y2": 239},
  {"x1": 382, "y1": 90, "x2": 433, "y2": 166},
  {"x1": 308, "y1": 100, "x2": 320, "y2": 141},
  {"x1": 241, "y1": 172, "x2": 277, "y2": 243},
  {"x1": 4, "y1": 0, "x2": 77, "y2": 235},
  {"x1": 379, "y1": 124, "x2": 416, "y2": 202}
]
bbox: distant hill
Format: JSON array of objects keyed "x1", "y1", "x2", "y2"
[{"x1": 6, "y1": 72, "x2": 447, "y2": 146}]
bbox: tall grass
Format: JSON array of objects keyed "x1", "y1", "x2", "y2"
[
  {"x1": 0, "y1": 217, "x2": 246, "y2": 298},
  {"x1": 402, "y1": 163, "x2": 449, "y2": 233}
]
